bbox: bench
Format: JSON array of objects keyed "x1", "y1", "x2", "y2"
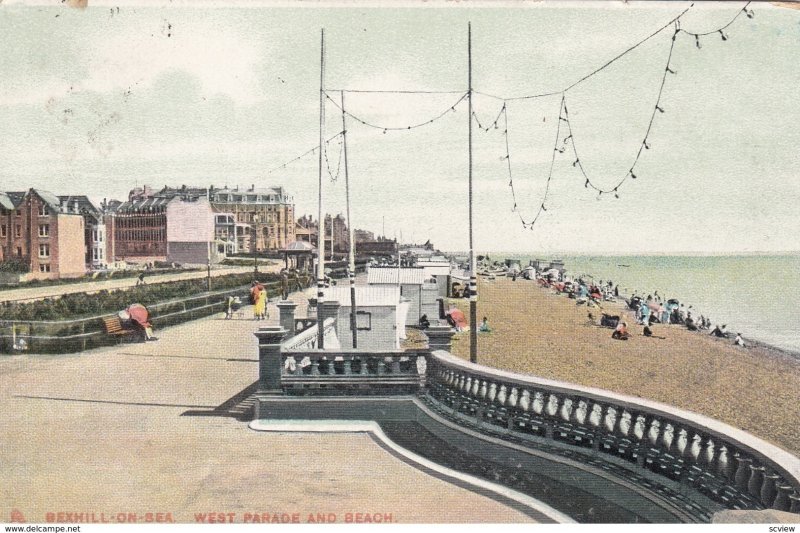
[{"x1": 102, "y1": 316, "x2": 140, "y2": 342}]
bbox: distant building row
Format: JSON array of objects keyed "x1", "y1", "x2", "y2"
[{"x1": 0, "y1": 184, "x2": 394, "y2": 279}]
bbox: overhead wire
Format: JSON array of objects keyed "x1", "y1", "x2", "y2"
[
  {"x1": 266, "y1": 130, "x2": 345, "y2": 175},
  {"x1": 324, "y1": 91, "x2": 468, "y2": 132}
]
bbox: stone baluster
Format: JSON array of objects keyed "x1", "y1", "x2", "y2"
[
  {"x1": 662, "y1": 423, "x2": 677, "y2": 455},
  {"x1": 377, "y1": 357, "x2": 387, "y2": 374},
  {"x1": 760, "y1": 472, "x2": 780, "y2": 508},
  {"x1": 647, "y1": 418, "x2": 662, "y2": 448},
  {"x1": 496, "y1": 384, "x2": 507, "y2": 405},
  {"x1": 546, "y1": 394, "x2": 561, "y2": 418},
  {"x1": 532, "y1": 392, "x2": 544, "y2": 415},
  {"x1": 790, "y1": 492, "x2": 800, "y2": 513},
  {"x1": 697, "y1": 436, "x2": 713, "y2": 468},
  {"x1": 464, "y1": 376, "x2": 472, "y2": 394},
  {"x1": 617, "y1": 411, "x2": 632, "y2": 439},
  {"x1": 734, "y1": 456, "x2": 753, "y2": 491},
  {"x1": 519, "y1": 390, "x2": 531, "y2": 412},
  {"x1": 343, "y1": 356, "x2": 353, "y2": 375},
  {"x1": 254, "y1": 326, "x2": 288, "y2": 394},
  {"x1": 508, "y1": 387, "x2": 519, "y2": 409},
  {"x1": 716, "y1": 445, "x2": 734, "y2": 482},
  {"x1": 772, "y1": 485, "x2": 793, "y2": 512},
  {"x1": 390, "y1": 357, "x2": 401, "y2": 374},
  {"x1": 747, "y1": 464, "x2": 765, "y2": 499},
  {"x1": 559, "y1": 397, "x2": 573, "y2": 423},
  {"x1": 479, "y1": 381, "x2": 488, "y2": 400},
  {"x1": 487, "y1": 383, "x2": 498, "y2": 403},
  {"x1": 470, "y1": 378, "x2": 480, "y2": 397},
  {"x1": 310, "y1": 355, "x2": 321, "y2": 376}
]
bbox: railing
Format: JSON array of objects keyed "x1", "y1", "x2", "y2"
[
  {"x1": 425, "y1": 350, "x2": 800, "y2": 516},
  {"x1": 282, "y1": 318, "x2": 333, "y2": 351},
  {"x1": 0, "y1": 285, "x2": 255, "y2": 354},
  {"x1": 280, "y1": 348, "x2": 424, "y2": 392}
]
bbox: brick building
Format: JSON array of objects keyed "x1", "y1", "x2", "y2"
[
  {"x1": 208, "y1": 185, "x2": 294, "y2": 253},
  {"x1": 295, "y1": 213, "x2": 349, "y2": 254},
  {"x1": 0, "y1": 189, "x2": 86, "y2": 279}
]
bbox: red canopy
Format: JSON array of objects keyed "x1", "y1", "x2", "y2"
[
  {"x1": 447, "y1": 308, "x2": 468, "y2": 330},
  {"x1": 127, "y1": 303, "x2": 151, "y2": 328}
]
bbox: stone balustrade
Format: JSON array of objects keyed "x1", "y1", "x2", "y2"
[
  {"x1": 425, "y1": 350, "x2": 800, "y2": 515},
  {"x1": 281, "y1": 349, "x2": 424, "y2": 388}
]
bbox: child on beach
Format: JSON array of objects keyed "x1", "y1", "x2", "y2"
[
  {"x1": 734, "y1": 333, "x2": 747, "y2": 348},
  {"x1": 612, "y1": 322, "x2": 630, "y2": 340}
]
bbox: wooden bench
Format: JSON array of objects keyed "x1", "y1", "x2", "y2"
[{"x1": 102, "y1": 316, "x2": 139, "y2": 342}]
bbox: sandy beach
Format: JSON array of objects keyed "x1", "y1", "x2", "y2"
[{"x1": 448, "y1": 277, "x2": 800, "y2": 456}]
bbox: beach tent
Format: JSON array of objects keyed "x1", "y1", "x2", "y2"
[{"x1": 447, "y1": 307, "x2": 468, "y2": 330}]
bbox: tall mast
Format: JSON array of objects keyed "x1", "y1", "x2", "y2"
[
  {"x1": 317, "y1": 28, "x2": 326, "y2": 350},
  {"x1": 341, "y1": 91, "x2": 358, "y2": 348},
  {"x1": 468, "y1": 22, "x2": 477, "y2": 364}
]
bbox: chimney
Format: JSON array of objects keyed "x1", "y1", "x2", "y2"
[
  {"x1": 73, "y1": 201, "x2": 79, "y2": 214},
  {"x1": 250, "y1": 184, "x2": 254, "y2": 191}
]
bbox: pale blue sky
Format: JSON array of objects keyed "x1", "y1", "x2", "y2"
[{"x1": 1, "y1": 1, "x2": 798, "y2": 253}]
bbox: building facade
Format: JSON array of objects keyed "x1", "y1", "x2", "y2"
[
  {"x1": 0, "y1": 189, "x2": 86, "y2": 280},
  {"x1": 208, "y1": 185, "x2": 294, "y2": 253}
]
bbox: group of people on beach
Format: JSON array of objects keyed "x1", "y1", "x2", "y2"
[{"x1": 536, "y1": 272, "x2": 748, "y2": 347}]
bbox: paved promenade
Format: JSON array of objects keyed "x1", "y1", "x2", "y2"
[
  {"x1": 0, "y1": 264, "x2": 275, "y2": 304},
  {"x1": 0, "y1": 291, "x2": 534, "y2": 524}
]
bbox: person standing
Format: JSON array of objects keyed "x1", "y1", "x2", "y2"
[{"x1": 253, "y1": 284, "x2": 266, "y2": 320}]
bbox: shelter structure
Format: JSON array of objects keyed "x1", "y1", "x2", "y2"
[
  {"x1": 367, "y1": 266, "x2": 438, "y2": 326},
  {"x1": 323, "y1": 285, "x2": 402, "y2": 351}
]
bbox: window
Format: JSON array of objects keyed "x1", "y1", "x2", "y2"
[
  {"x1": 39, "y1": 244, "x2": 49, "y2": 258},
  {"x1": 39, "y1": 224, "x2": 49, "y2": 237},
  {"x1": 15, "y1": 225, "x2": 21, "y2": 238},
  {"x1": 39, "y1": 264, "x2": 51, "y2": 273},
  {"x1": 38, "y1": 204, "x2": 48, "y2": 216},
  {"x1": 0, "y1": 224, "x2": 5, "y2": 237},
  {"x1": 355, "y1": 310, "x2": 372, "y2": 331},
  {"x1": 16, "y1": 247, "x2": 22, "y2": 257}
]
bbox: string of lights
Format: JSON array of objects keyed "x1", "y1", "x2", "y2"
[
  {"x1": 326, "y1": 88, "x2": 465, "y2": 95},
  {"x1": 493, "y1": 95, "x2": 566, "y2": 229},
  {"x1": 324, "y1": 131, "x2": 345, "y2": 182},
  {"x1": 471, "y1": 102, "x2": 508, "y2": 132},
  {"x1": 487, "y1": 1, "x2": 755, "y2": 228},
  {"x1": 266, "y1": 130, "x2": 345, "y2": 175},
  {"x1": 324, "y1": 91, "x2": 468, "y2": 132},
  {"x1": 564, "y1": 24, "x2": 678, "y2": 198},
  {"x1": 680, "y1": 2, "x2": 752, "y2": 39}
]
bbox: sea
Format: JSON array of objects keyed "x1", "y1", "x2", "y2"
[{"x1": 489, "y1": 253, "x2": 800, "y2": 355}]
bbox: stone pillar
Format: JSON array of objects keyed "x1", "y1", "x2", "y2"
[
  {"x1": 276, "y1": 300, "x2": 297, "y2": 336},
  {"x1": 254, "y1": 326, "x2": 287, "y2": 394},
  {"x1": 427, "y1": 325, "x2": 455, "y2": 352},
  {"x1": 320, "y1": 301, "x2": 341, "y2": 329}
]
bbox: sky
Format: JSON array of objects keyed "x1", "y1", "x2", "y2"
[{"x1": 1, "y1": 1, "x2": 799, "y2": 254}]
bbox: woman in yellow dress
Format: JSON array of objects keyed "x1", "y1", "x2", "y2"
[{"x1": 254, "y1": 285, "x2": 267, "y2": 320}]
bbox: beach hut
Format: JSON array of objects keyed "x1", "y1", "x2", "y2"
[
  {"x1": 414, "y1": 257, "x2": 451, "y2": 297},
  {"x1": 323, "y1": 286, "x2": 403, "y2": 351},
  {"x1": 367, "y1": 266, "x2": 435, "y2": 326}
]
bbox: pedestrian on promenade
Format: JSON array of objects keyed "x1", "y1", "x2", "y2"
[
  {"x1": 254, "y1": 285, "x2": 267, "y2": 320},
  {"x1": 136, "y1": 272, "x2": 146, "y2": 286}
]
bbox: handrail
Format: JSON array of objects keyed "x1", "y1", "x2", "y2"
[
  {"x1": 426, "y1": 350, "x2": 800, "y2": 514},
  {"x1": 0, "y1": 284, "x2": 266, "y2": 326},
  {"x1": 282, "y1": 318, "x2": 336, "y2": 351}
]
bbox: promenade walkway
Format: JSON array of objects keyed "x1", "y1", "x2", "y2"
[
  {"x1": 0, "y1": 289, "x2": 535, "y2": 524},
  {"x1": 0, "y1": 264, "x2": 276, "y2": 304}
]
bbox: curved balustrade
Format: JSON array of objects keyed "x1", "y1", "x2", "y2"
[{"x1": 425, "y1": 350, "x2": 800, "y2": 515}]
